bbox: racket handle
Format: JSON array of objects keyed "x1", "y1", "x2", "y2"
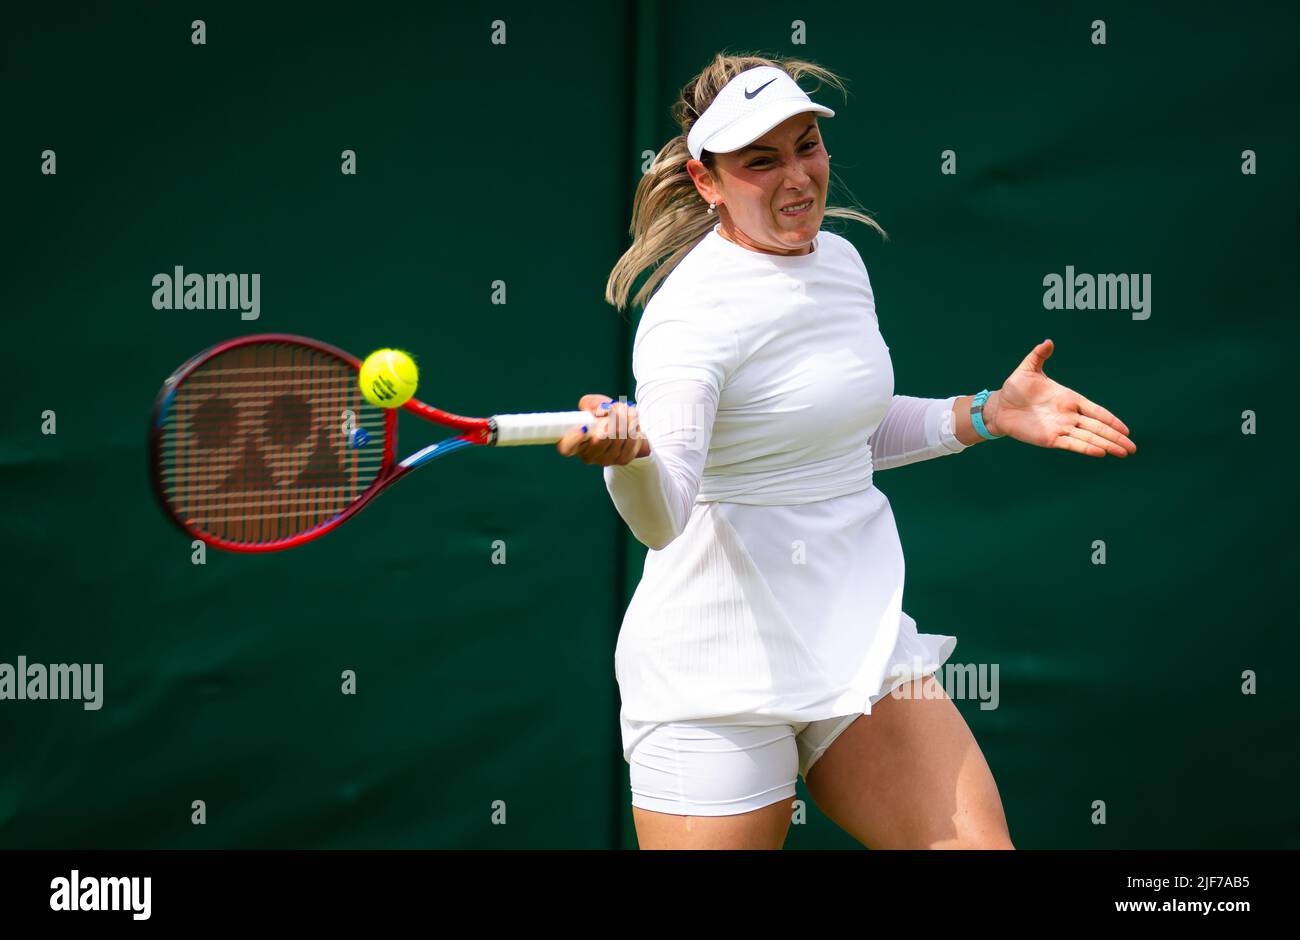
[{"x1": 492, "y1": 410, "x2": 597, "y2": 446}]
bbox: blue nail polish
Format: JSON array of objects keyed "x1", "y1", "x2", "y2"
[{"x1": 580, "y1": 425, "x2": 587, "y2": 433}]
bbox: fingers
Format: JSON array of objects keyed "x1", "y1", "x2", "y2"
[
  {"x1": 1053, "y1": 432, "x2": 1107, "y2": 458},
  {"x1": 1054, "y1": 419, "x2": 1130, "y2": 458},
  {"x1": 586, "y1": 402, "x2": 644, "y2": 465},
  {"x1": 556, "y1": 400, "x2": 644, "y2": 465},
  {"x1": 555, "y1": 424, "x2": 589, "y2": 458},
  {"x1": 558, "y1": 394, "x2": 614, "y2": 460},
  {"x1": 1021, "y1": 339, "x2": 1053, "y2": 373},
  {"x1": 1067, "y1": 425, "x2": 1117, "y2": 457},
  {"x1": 1077, "y1": 396, "x2": 1130, "y2": 437},
  {"x1": 577, "y1": 393, "x2": 613, "y2": 413},
  {"x1": 1076, "y1": 414, "x2": 1136, "y2": 456}
]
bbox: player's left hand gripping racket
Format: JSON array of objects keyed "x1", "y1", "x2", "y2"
[{"x1": 149, "y1": 333, "x2": 596, "y2": 552}]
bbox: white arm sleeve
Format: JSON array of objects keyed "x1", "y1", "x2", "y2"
[
  {"x1": 869, "y1": 394, "x2": 968, "y2": 471},
  {"x1": 602, "y1": 300, "x2": 737, "y2": 551},
  {"x1": 601, "y1": 378, "x2": 717, "y2": 551}
]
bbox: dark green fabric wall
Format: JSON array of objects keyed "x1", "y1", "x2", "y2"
[{"x1": 3, "y1": 1, "x2": 1295, "y2": 849}]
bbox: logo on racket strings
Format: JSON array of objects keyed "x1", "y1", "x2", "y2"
[{"x1": 178, "y1": 392, "x2": 368, "y2": 493}]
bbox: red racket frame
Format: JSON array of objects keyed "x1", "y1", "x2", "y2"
[{"x1": 150, "y1": 333, "x2": 498, "y2": 553}]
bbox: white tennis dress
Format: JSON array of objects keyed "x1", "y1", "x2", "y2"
[{"x1": 604, "y1": 223, "x2": 967, "y2": 765}]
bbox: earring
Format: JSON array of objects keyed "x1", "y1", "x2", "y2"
[{"x1": 707, "y1": 202, "x2": 717, "y2": 214}]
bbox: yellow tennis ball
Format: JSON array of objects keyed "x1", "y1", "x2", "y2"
[{"x1": 359, "y1": 348, "x2": 419, "y2": 408}]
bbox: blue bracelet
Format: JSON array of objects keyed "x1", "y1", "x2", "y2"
[{"x1": 971, "y1": 389, "x2": 1004, "y2": 440}]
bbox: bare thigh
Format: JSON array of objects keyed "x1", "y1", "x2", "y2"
[
  {"x1": 632, "y1": 800, "x2": 793, "y2": 849},
  {"x1": 805, "y1": 675, "x2": 1014, "y2": 849}
]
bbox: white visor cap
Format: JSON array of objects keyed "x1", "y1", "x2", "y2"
[{"x1": 686, "y1": 65, "x2": 835, "y2": 162}]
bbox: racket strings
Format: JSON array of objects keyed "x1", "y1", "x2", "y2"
[{"x1": 157, "y1": 342, "x2": 390, "y2": 544}]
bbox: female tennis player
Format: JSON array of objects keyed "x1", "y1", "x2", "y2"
[{"x1": 556, "y1": 54, "x2": 1136, "y2": 850}]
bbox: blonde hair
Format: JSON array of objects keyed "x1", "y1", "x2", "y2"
[{"x1": 604, "y1": 51, "x2": 887, "y2": 314}]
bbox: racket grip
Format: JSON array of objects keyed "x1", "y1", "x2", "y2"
[{"x1": 492, "y1": 410, "x2": 597, "y2": 446}]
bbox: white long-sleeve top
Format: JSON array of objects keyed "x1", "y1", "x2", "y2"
[{"x1": 605, "y1": 223, "x2": 967, "y2": 753}]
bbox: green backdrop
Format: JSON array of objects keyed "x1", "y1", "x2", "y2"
[{"x1": 2, "y1": 1, "x2": 1296, "y2": 849}]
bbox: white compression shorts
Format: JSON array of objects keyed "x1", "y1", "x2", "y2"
[
  {"x1": 627, "y1": 714, "x2": 858, "y2": 817},
  {"x1": 627, "y1": 669, "x2": 941, "y2": 817}
]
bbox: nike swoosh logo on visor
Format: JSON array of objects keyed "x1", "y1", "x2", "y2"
[{"x1": 744, "y1": 78, "x2": 777, "y2": 99}]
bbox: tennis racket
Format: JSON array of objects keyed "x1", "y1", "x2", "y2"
[{"x1": 149, "y1": 333, "x2": 598, "y2": 553}]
